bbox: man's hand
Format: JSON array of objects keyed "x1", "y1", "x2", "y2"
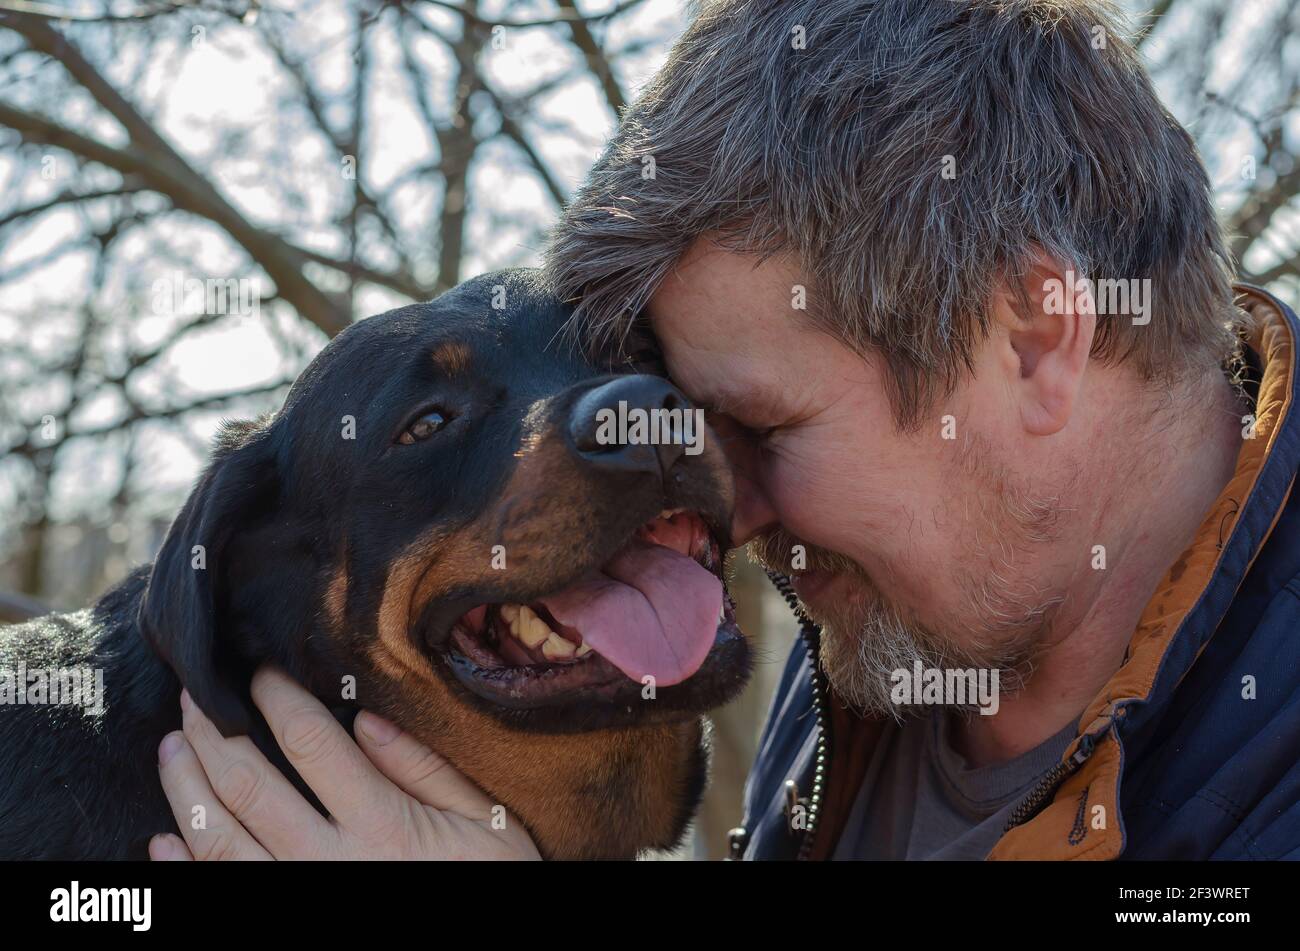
[{"x1": 150, "y1": 666, "x2": 540, "y2": 861}]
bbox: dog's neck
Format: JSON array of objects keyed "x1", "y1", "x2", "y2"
[{"x1": 368, "y1": 667, "x2": 706, "y2": 860}]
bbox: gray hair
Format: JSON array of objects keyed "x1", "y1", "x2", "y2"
[{"x1": 546, "y1": 0, "x2": 1242, "y2": 427}]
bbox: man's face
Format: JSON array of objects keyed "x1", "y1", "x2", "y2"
[{"x1": 647, "y1": 242, "x2": 1070, "y2": 716}]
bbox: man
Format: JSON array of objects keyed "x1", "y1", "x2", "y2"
[{"x1": 151, "y1": 0, "x2": 1300, "y2": 860}]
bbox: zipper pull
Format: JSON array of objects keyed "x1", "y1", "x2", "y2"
[{"x1": 726, "y1": 826, "x2": 749, "y2": 860}]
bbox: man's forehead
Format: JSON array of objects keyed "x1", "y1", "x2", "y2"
[
  {"x1": 646, "y1": 253, "x2": 804, "y2": 359},
  {"x1": 647, "y1": 241, "x2": 803, "y2": 320},
  {"x1": 644, "y1": 243, "x2": 809, "y2": 419}
]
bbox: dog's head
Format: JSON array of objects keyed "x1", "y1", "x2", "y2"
[{"x1": 138, "y1": 269, "x2": 749, "y2": 858}]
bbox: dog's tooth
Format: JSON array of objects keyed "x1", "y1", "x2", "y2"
[
  {"x1": 499, "y1": 603, "x2": 520, "y2": 625},
  {"x1": 528, "y1": 620, "x2": 553, "y2": 649},
  {"x1": 542, "y1": 632, "x2": 576, "y2": 660},
  {"x1": 719, "y1": 603, "x2": 726, "y2": 623},
  {"x1": 506, "y1": 605, "x2": 533, "y2": 644},
  {"x1": 576, "y1": 642, "x2": 593, "y2": 657},
  {"x1": 505, "y1": 606, "x2": 525, "y2": 639},
  {"x1": 515, "y1": 606, "x2": 550, "y2": 648}
]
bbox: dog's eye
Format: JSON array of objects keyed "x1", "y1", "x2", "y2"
[{"x1": 397, "y1": 410, "x2": 450, "y2": 445}]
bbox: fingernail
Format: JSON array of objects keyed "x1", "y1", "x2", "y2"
[
  {"x1": 179, "y1": 688, "x2": 192, "y2": 712},
  {"x1": 148, "y1": 834, "x2": 175, "y2": 860},
  {"x1": 357, "y1": 711, "x2": 400, "y2": 745},
  {"x1": 158, "y1": 731, "x2": 184, "y2": 766}
]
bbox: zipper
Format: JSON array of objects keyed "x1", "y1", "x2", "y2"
[
  {"x1": 766, "y1": 570, "x2": 830, "y2": 860},
  {"x1": 1002, "y1": 730, "x2": 1101, "y2": 833}
]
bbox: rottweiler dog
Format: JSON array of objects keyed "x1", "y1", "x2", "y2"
[{"x1": 0, "y1": 269, "x2": 750, "y2": 860}]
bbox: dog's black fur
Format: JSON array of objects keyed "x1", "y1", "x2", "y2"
[{"x1": 0, "y1": 270, "x2": 746, "y2": 860}]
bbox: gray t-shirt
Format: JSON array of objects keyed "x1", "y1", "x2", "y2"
[{"x1": 831, "y1": 711, "x2": 1076, "y2": 860}]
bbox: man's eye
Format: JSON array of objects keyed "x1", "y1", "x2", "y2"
[
  {"x1": 397, "y1": 410, "x2": 451, "y2": 445},
  {"x1": 707, "y1": 410, "x2": 769, "y2": 443},
  {"x1": 626, "y1": 347, "x2": 665, "y2": 375}
]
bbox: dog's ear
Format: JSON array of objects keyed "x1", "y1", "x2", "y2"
[{"x1": 139, "y1": 420, "x2": 278, "y2": 737}]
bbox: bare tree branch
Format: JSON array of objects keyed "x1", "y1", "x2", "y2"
[
  {"x1": 1227, "y1": 161, "x2": 1300, "y2": 266},
  {"x1": 0, "y1": 0, "x2": 198, "y2": 23},
  {"x1": 0, "y1": 12, "x2": 351, "y2": 335},
  {"x1": 486, "y1": 87, "x2": 567, "y2": 207},
  {"x1": 3, "y1": 377, "x2": 294, "y2": 460},
  {"x1": 422, "y1": 0, "x2": 647, "y2": 30},
  {"x1": 556, "y1": 0, "x2": 626, "y2": 114},
  {"x1": 1135, "y1": 0, "x2": 1180, "y2": 49}
]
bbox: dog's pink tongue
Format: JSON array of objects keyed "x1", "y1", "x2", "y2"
[{"x1": 537, "y1": 542, "x2": 722, "y2": 687}]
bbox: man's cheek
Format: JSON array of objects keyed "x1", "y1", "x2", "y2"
[
  {"x1": 769, "y1": 442, "x2": 859, "y2": 521},
  {"x1": 767, "y1": 467, "x2": 848, "y2": 554}
]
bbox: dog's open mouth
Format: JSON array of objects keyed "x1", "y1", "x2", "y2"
[{"x1": 445, "y1": 510, "x2": 740, "y2": 711}]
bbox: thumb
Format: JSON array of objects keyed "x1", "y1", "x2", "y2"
[{"x1": 354, "y1": 710, "x2": 495, "y2": 820}]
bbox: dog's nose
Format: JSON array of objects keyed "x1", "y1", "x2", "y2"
[{"x1": 568, "y1": 375, "x2": 693, "y2": 477}]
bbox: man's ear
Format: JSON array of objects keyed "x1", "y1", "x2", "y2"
[
  {"x1": 138, "y1": 420, "x2": 279, "y2": 737},
  {"x1": 992, "y1": 250, "x2": 1097, "y2": 436}
]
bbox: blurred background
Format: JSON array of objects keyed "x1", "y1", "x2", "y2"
[{"x1": 1, "y1": 0, "x2": 1298, "y2": 858}]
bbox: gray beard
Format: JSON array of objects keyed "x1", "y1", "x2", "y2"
[{"x1": 815, "y1": 585, "x2": 1047, "y2": 721}]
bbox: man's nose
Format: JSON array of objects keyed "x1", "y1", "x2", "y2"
[
  {"x1": 729, "y1": 470, "x2": 780, "y2": 545},
  {"x1": 567, "y1": 375, "x2": 691, "y2": 477},
  {"x1": 703, "y1": 410, "x2": 779, "y2": 545}
]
